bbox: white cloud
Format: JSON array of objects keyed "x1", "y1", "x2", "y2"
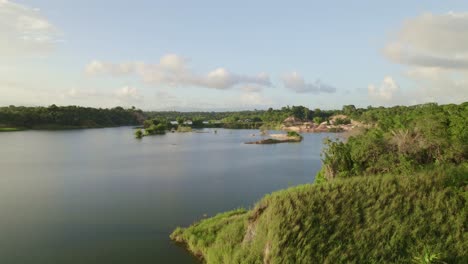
[
  {"x1": 368, "y1": 76, "x2": 399, "y2": 101},
  {"x1": 114, "y1": 86, "x2": 141, "y2": 101},
  {"x1": 405, "y1": 67, "x2": 468, "y2": 103},
  {"x1": 239, "y1": 92, "x2": 273, "y2": 106},
  {"x1": 85, "y1": 54, "x2": 271, "y2": 90},
  {"x1": 0, "y1": 0, "x2": 60, "y2": 56},
  {"x1": 384, "y1": 12, "x2": 468, "y2": 69},
  {"x1": 382, "y1": 12, "x2": 468, "y2": 103},
  {"x1": 282, "y1": 72, "x2": 336, "y2": 94}
]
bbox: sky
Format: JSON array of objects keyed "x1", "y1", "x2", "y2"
[{"x1": 1, "y1": 0, "x2": 468, "y2": 110}]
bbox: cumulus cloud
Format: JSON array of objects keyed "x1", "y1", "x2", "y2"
[
  {"x1": 239, "y1": 92, "x2": 273, "y2": 106},
  {"x1": 0, "y1": 0, "x2": 60, "y2": 56},
  {"x1": 382, "y1": 12, "x2": 468, "y2": 103},
  {"x1": 85, "y1": 54, "x2": 271, "y2": 90},
  {"x1": 384, "y1": 12, "x2": 468, "y2": 69},
  {"x1": 368, "y1": 76, "x2": 400, "y2": 101},
  {"x1": 282, "y1": 72, "x2": 336, "y2": 94}
]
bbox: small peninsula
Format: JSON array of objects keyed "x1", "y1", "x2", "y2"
[{"x1": 171, "y1": 102, "x2": 468, "y2": 264}]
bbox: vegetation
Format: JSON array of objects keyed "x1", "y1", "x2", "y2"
[
  {"x1": 145, "y1": 124, "x2": 166, "y2": 135},
  {"x1": 333, "y1": 117, "x2": 351, "y2": 125},
  {"x1": 172, "y1": 102, "x2": 468, "y2": 263},
  {"x1": 144, "y1": 106, "x2": 337, "y2": 129},
  {"x1": 0, "y1": 105, "x2": 143, "y2": 130},
  {"x1": 286, "y1": 131, "x2": 301, "y2": 137},
  {"x1": 134, "y1": 129, "x2": 143, "y2": 139},
  {"x1": 320, "y1": 102, "x2": 467, "y2": 180},
  {"x1": 171, "y1": 165, "x2": 467, "y2": 263},
  {"x1": 0, "y1": 127, "x2": 26, "y2": 132},
  {"x1": 177, "y1": 126, "x2": 192, "y2": 132}
]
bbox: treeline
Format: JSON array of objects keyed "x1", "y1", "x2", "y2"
[
  {"x1": 318, "y1": 102, "x2": 468, "y2": 181},
  {"x1": 144, "y1": 106, "x2": 337, "y2": 124},
  {"x1": 0, "y1": 105, "x2": 143, "y2": 129}
]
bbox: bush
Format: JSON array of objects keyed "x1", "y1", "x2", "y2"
[
  {"x1": 334, "y1": 117, "x2": 351, "y2": 125},
  {"x1": 134, "y1": 128, "x2": 143, "y2": 139},
  {"x1": 145, "y1": 123, "x2": 166, "y2": 135},
  {"x1": 287, "y1": 131, "x2": 301, "y2": 137}
]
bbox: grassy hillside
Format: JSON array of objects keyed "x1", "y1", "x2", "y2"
[{"x1": 171, "y1": 165, "x2": 467, "y2": 264}]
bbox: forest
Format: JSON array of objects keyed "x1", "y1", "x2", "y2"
[
  {"x1": 145, "y1": 105, "x2": 336, "y2": 124},
  {"x1": 0, "y1": 105, "x2": 143, "y2": 130},
  {"x1": 317, "y1": 102, "x2": 468, "y2": 181},
  {"x1": 0, "y1": 104, "x2": 338, "y2": 131}
]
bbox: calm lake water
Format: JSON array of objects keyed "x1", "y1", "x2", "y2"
[{"x1": 0, "y1": 127, "x2": 333, "y2": 263}]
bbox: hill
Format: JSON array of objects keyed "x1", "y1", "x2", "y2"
[{"x1": 171, "y1": 166, "x2": 467, "y2": 263}]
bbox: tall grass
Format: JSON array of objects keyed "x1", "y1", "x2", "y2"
[{"x1": 171, "y1": 165, "x2": 467, "y2": 263}]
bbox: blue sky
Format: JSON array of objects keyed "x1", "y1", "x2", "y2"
[{"x1": 2, "y1": 0, "x2": 468, "y2": 110}]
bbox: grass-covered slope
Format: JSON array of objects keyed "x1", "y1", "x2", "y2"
[{"x1": 171, "y1": 166, "x2": 467, "y2": 264}]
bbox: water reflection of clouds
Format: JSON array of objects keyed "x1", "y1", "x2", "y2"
[{"x1": 0, "y1": 127, "x2": 329, "y2": 263}]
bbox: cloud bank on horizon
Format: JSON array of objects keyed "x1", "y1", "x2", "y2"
[
  {"x1": 0, "y1": 0, "x2": 467, "y2": 109},
  {"x1": 380, "y1": 12, "x2": 468, "y2": 104}
]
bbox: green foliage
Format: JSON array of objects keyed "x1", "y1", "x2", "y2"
[
  {"x1": 134, "y1": 128, "x2": 143, "y2": 139},
  {"x1": 172, "y1": 166, "x2": 467, "y2": 263},
  {"x1": 176, "y1": 117, "x2": 185, "y2": 125},
  {"x1": 321, "y1": 102, "x2": 468, "y2": 180},
  {"x1": 0, "y1": 127, "x2": 25, "y2": 132},
  {"x1": 145, "y1": 123, "x2": 166, "y2": 135},
  {"x1": 333, "y1": 117, "x2": 351, "y2": 125},
  {"x1": 313, "y1": 116, "x2": 323, "y2": 124},
  {"x1": 412, "y1": 246, "x2": 445, "y2": 264},
  {"x1": 191, "y1": 118, "x2": 204, "y2": 128},
  {"x1": 143, "y1": 105, "x2": 337, "y2": 125},
  {"x1": 286, "y1": 131, "x2": 301, "y2": 137},
  {"x1": 0, "y1": 105, "x2": 142, "y2": 129},
  {"x1": 342, "y1": 104, "x2": 357, "y2": 115},
  {"x1": 177, "y1": 126, "x2": 192, "y2": 132}
]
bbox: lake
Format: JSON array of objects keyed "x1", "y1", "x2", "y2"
[{"x1": 0, "y1": 127, "x2": 333, "y2": 263}]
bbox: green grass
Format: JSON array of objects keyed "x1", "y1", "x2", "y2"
[
  {"x1": 177, "y1": 126, "x2": 193, "y2": 132},
  {"x1": 171, "y1": 165, "x2": 467, "y2": 263},
  {"x1": 31, "y1": 124, "x2": 103, "y2": 130},
  {"x1": 0, "y1": 127, "x2": 26, "y2": 132}
]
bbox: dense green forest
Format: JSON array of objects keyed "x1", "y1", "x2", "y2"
[
  {"x1": 171, "y1": 102, "x2": 468, "y2": 263},
  {"x1": 0, "y1": 104, "x2": 338, "y2": 132},
  {"x1": 0, "y1": 105, "x2": 143, "y2": 130},
  {"x1": 135, "y1": 105, "x2": 339, "y2": 137},
  {"x1": 317, "y1": 102, "x2": 468, "y2": 181},
  {"x1": 145, "y1": 105, "x2": 337, "y2": 124}
]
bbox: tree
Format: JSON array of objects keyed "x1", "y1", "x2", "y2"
[
  {"x1": 342, "y1": 105, "x2": 356, "y2": 115},
  {"x1": 313, "y1": 117, "x2": 323, "y2": 124},
  {"x1": 134, "y1": 129, "x2": 143, "y2": 139},
  {"x1": 177, "y1": 117, "x2": 185, "y2": 125}
]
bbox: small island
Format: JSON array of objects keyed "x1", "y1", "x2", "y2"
[{"x1": 245, "y1": 131, "x2": 303, "y2": 144}]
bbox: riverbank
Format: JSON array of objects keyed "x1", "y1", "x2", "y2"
[
  {"x1": 171, "y1": 165, "x2": 467, "y2": 263},
  {"x1": 0, "y1": 124, "x2": 136, "y2": 132},
  {"x1": 0, "y1": 127, "x2": 26, "y2": 132}
]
